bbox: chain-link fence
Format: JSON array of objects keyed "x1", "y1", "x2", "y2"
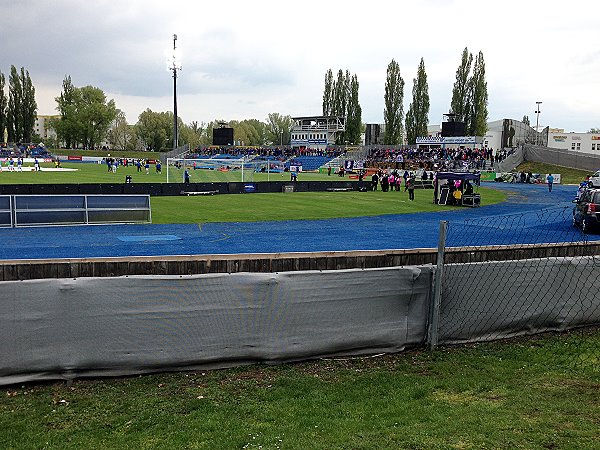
[{"x1": 432, "y1": 207, "x2": 600, "y2": 371}]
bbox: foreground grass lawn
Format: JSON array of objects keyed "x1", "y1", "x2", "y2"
[
  {"x1": 151, "y1": 188, "x2": 506, "y2": 224},
  {"x1": 1, "y1": 330, "x2": 598, "y2": 449}
]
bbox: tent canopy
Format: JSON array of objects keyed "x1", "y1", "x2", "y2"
[{"x1": 435, "y1": 172, "x2": 481, "y2": 184}]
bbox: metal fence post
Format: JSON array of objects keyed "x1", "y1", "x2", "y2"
[{"x1": 428, "y1": 220, "x2": 448, "y2": 350}]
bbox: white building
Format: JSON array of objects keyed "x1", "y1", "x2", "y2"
[
  {"x1": 34, "y1": 115, "x2": 59, "y2": 142},
  {"x1": 290, "y1": 116, "x2": 345, "y2": 149},
  {"x1": 547, "y1": 131, "x2": 600, "y2": 155}
]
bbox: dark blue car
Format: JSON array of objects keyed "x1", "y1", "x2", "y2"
[{"x1": 573, "y1": 188, "x2": 600, "y2": 233}]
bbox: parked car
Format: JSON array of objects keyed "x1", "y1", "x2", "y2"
[
  {"x1": 588, "y1": 169, "x2": 600, "y2": 187},
  {"x1": 573, "y1": 188, "x2": 600, "y2": 233}
]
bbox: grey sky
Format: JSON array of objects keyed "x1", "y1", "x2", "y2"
[{"x1": 2, "y1": 0, "x2": 599, "y2": 132}]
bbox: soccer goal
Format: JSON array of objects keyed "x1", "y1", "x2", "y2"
[{"x1": 166, "y1": 157, "x2": 285, "y2": 183}]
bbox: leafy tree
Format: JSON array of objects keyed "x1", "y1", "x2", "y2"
[
  {"x1": 588, "y1": 127, "x2": 600, "y2": 133},
  {"x1": 52, "y1": 78, "x2": 116, "y2": 149},
  {"x1": 135, "y1": 109, "x2": 173, "y2": 151},
  {"x1": 405, "y1": 58, "x2": 430, "y2": 145},
  {"x1": 7, "y1": 66, "x2": 22, "y2": 142},
  {"x1": 332, "y1": 69, "x2": 351, "y2": 144},
  {"x1": 178, "y1": 123, "x2": 200, "y2": 150},
  {"x1": 198, "y1": 120, "x2": 223, "y2": 146},
  {"x1": 322, "y1": 69, "x2": 334, "y2": 116},
  {"x1": 522, "y1": 115, "x2": 530, "y2": 126},
  {"x1": 0, "y1": 71, "x2": 6, "y2": 142},
  {"x1": 345, "y1": 74, "x2": 362, "y2": 144},
  {"x1": 405, "y1": 106, "x2": 416, "y2": 147},
  {"x1": 450, "y1": 48, "x2": 473, "y2": 124},
  {"x1": 75, "y1": 86, "x2": 117, "y2": 149},
  {"x1": 467, "y1": 51, "x2": 488, "y2": 136},
  {"x1": 107, "y1": 110, "x2": 138, "y2": 151},
  {"x1": 53, "y1": 75, "x2": 77, "y2": 148},
  {"x1": 383, "y1": 59, "x2": 405, "y2": 145},
  {"x1": 5, "y1": 66, "x2": 37, "y2": 142},
  {"x1": 266, "y1": 113, "x2": 293, "y2": 145},
  {"x1": 21, "y1": 68, "x2": 37, "y2": 142}
]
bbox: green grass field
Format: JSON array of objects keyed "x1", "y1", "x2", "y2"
[
  {"x1": 1, "y1": 330, "x2": 598, "y2": 449},
  {"x1": 0, "y1": 162, "x2": 507, "y2": 224},
  {"x1": 151, "y1": 188, "x2": 505, "y2": 223},
  {"x1": 0, "y1": 162, "x2": 350, "y2": 184}
]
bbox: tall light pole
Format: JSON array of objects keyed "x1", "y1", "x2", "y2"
[
  {"x1": 168, "y1": 34, "x2": 182, "y2": 152},
  {"x1": 535, "y1": 101, "x2": 542, "y2": 146}
]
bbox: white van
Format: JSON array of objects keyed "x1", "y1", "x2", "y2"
[{"x1": 589, "y1": 170, "x2": 600, "y2": 187}]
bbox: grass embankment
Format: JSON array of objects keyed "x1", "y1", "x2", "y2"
[
  {"x1": 516, "y1": 162, "x2": 593, "y2": 185},
  {"x1": 1, "y1": 331, "x2": 598, "y2": 449}
]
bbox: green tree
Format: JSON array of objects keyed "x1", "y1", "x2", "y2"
[
  {"x1": 322, "y1": 69, "x2": 334, "y2": 116},
  {"x1": 588, "y1": 127, "x2": 599, "y2": 133},
  {"x1": 179, "y1": 123, "x2": 200, "y2": 149},
  {"x1": 135, "y1": 109, "x2": 172, "y2": 151},
  {"x1": 107, "y1": 110, "x2": 134, "y2": 151},
  {"x1": 0, "y1": 71, "x2": 7, "y2": 142},
  {"x1": 405, "y1": 106, "x2": 416, "y2": 147},
  {"x1": 198, "y1": 120, "x2": 223, "y2": 146},
  {"x1": 345, "y1": 74, "x2": 362, "y2": 144},
  {"x1": 75, "y1": 85, "x2": 117, "y2": 149},
  {"x1": 450, "y1": 48, "x2": 473, "y2": 124},
  {"x1": 332, "y1": 69, "x2": 351, "y2": 144},
  {"x1": 7, "y1": 65, "x2": 22, "y2": 142},
  {"x1": 5, "y1": 66, "x2": 37, "y2": 142},
  {"x1": 53, "y1": 75, "x2": 77, "y2": 148},
  {"x1": 383, "y1": 59, "x2": 405, "y2": 145},
  {"x1": 522, "y1": 115, "x2": 530, "y2": 126},
  {"x1": 266, "y1": 113, "x2": 293, "y2": 145},
  {"x1": 21, "y1": 68, "x2": 37, "y2": 142},
  {"x1": 405, "y1": 58, "x2": 430, "y2": 145},
  {"x1": 467, "y1": 51, "x2": 488, "y2": 136}
]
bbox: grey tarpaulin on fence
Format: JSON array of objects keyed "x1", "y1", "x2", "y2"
[
  {"x1": 525, "y1": 145, "x2": 600, "y2": 171},
  {"x1": 439, "y1": 256, "x2": 600, "y2": 344},
  {"x1": 495, "y1": 147, "x2": 524, "y2": 173},
  {"x1": 0, "y1": 266, "x2": 433, "y2": 385}
]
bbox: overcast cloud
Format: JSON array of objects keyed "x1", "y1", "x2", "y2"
[{"x1": 2, "y1": 0, "x2": 599, "y2": 132}]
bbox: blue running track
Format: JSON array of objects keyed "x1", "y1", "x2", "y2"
[{"x1": 0, "y1": 183, "x2": 597, "y2": 260}]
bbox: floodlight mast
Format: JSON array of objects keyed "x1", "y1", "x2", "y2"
[
  {"x1": 170, "y1": 34, "x2": 182, "y2": 152},
  {"x1": 535, "y1": 101, "x2": 542, "y2": 146}
]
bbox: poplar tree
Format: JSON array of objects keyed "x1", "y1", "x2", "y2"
[
  {"x1": 0, "y1": 71, "x2": 6, "y2": 141},
  {"x1": 21, "y1": 68, "x2": 37, "y2": 142},
  {"x1": 383, "y1": 59, "x2": 404, "y2": 145},
  {"x1": 322, "y1": 69, "x2": 333, "y2": 116},
  {"x1": 53, "y1": 75, "x2": 77, "y2": 148},
  {"x1": 345, "y1": 74, "x2": 362, "y2": 144},
  {"x1": 405, "y1": 58, "x2": 430, "y2": 145},
  {"x1": 7, "y1": 65, "x2": 22, "y2": 142},
  {"x1": 450, "y1": 47, "x2": 473, "y2": 124},
  {"x1": 467, "y1": 51, "x2": 488, "y2": 136}
]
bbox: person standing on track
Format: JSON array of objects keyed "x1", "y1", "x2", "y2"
[{"x1": 546, "y1": 173, "x2": 554, "y2": 192}]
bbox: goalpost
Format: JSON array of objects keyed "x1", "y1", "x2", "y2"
[{"x1": 166, "y1": 157, "x2": 285, "y2": 183}]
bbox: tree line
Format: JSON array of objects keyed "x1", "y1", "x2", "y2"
[
  {"x1": 1, "y1": 49, "x2": 493, "y2": 150},
  {"x1": 321, "y1": 47, "x2": 489, "y2": 145},
  {"x1": 49, "y1": 76, "x2": 297, "y2": 151},
  {"x1": 0, "y1": 66, "x2": 37, "y2": 143}
]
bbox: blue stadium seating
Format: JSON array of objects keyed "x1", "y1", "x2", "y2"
[{"x1": 286, "y1": 156, "x2": 333, "y2": 171}]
